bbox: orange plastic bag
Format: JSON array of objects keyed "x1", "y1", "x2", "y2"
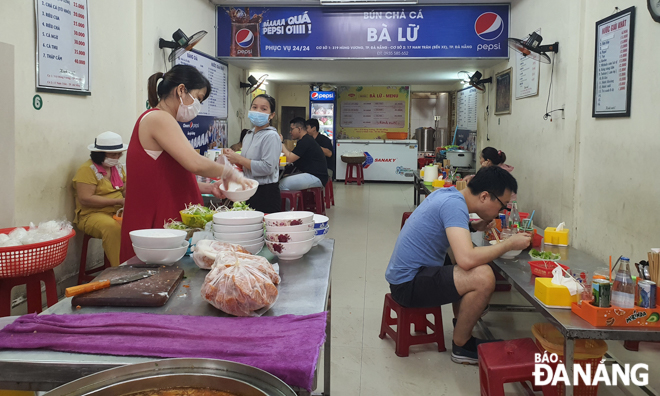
[{"x1": 531, "y1": 322, "x2": 608, "y2": 360}]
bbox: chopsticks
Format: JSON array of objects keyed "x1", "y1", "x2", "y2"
[
  {"x1": 491, "y1": 228, "x2": 501, "y2": 243},
  {"x1": 649, "y1": 250, "x2": 660, "y2": 283}
]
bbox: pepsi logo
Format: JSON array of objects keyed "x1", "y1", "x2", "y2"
[
  {"x1": 235, "y1": 29, "x2": 254, "y2": 48},
  {"x1": 475, "y1": 12, "x2": 504, "y2": 41},
  {"x1": 311, "y1": 92, "x2": 319, "y2": 99}
]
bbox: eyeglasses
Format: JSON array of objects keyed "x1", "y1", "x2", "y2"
[{"x1": 489, "y1": 192, "x2": 509, "y2": 212}]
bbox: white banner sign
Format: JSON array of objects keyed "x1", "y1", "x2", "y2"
[
  {"x1": 516, "y1": 50, "x2": 539, "y2": 99},
  {"x1": 175, "y1": 50, "x2": 228, "y2": 119}
]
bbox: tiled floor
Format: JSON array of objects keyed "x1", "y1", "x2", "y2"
[{"x1": 320, "y1": 182, "x2": 660, "y2": 396}]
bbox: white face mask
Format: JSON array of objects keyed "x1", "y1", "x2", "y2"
[
  {"x1": 176, "y1": 93, "x2": 202, "y2": 122},
  {"x1": 103, "y1": 158, "x2": 119, "y2": 167}
]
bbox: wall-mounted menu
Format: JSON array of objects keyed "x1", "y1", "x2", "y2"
[
  {"x1": 36, "y1": 0, "x2": 90, "y2": 94},
  {"x1": 593, "y1": 7, "x2": 635, "y2": 117},
  {"x1": 456, "y1": 86, "x2": 477, "y2": 131},
  {"x1": 175, "y1": 50, "x2": 228, "y2": 119},
  {"x1": 516, "y1": 50, "x2": 539, "y2": 99},
  {"x1": 341, "y1": 101, "x2": 406, "y2": 128}
]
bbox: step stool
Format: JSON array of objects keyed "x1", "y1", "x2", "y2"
[
  {"x1": 301, "y1": 187, "x2": 326, "y2": 215},
  {"x1": 379, "y1": 293, "x2": 446, "y2": 357},
  {"x1": 280, "y1": 190, "x2": 304, "y2": 212},
  {"x1": 324, "y1": 180, "x2": 334, "y2": 209},
  {"x1": 478, "y1": 338, "x2": 543, "y2": 396},
  {"x1": 78, "y1": 233, "x2": 112, "y2": 285},
  {"x1": 345, "y1": 163, "x2": 364, "y2": 185},
  {"x1": 0, "y1": 270, "x2": 58, "y2": 316}
]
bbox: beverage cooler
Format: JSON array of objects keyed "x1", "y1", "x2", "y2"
[{"x1": 309, "y1": 91, "x2": 336, "y2": 155}]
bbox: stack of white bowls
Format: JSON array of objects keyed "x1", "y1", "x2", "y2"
[
  {"x1": 264, "y1": 211, "x2": 315, "y2": 261},
  {"x1": 129, "y1": 229, "x2": 189, "y2": 265},
  {"x1": 212, "y1": 211, "x2": 265, "y2": 254},
  {"x1": 313, "y1": 214, "x2": 330, "y2": 246}
]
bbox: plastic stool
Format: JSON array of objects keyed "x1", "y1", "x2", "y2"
[
  {"x1": 401, "y1": 212, "x2": 412, "y2": 230},
  {"x1": 379, "y1": 293, "x2": 446, "y2": 357},
  {"x1": 280, "y1": 190, "x2": 304, "y2": 212},
  {"x1": 78, "y1": 233, "x2": 111, "y2": 285},
  {"x1": 478, "y1": 338, "x2": 542, "y2": 396},
  {"x1": 0, "y1": 269, "x2": 58, "y2": 316},
  {"x1": 345, "y1": 163, "x2": 364, "y2": 185},
  {"x1": 301, "y1": 187, "x2": 326, "y2": 215},
  {"x1": 324, "y1": 180, "x2": 334, "y2": 209}
]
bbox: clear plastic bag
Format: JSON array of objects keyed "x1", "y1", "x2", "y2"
[
  {"x1": 201, "y1": 250, "x2": 279, "y2": 316},
  {"x1": 192, "y1": 240, "x2": 250, "y2": 270}
]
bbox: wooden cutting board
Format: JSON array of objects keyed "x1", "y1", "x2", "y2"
[{"x1": 71, "y1": 265, "x2": 184, "y2": 307}]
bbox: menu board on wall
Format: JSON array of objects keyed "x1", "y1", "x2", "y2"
[
  {"x1": 456, "y1": 86, "x2": 477, "y2": 131},
  {"x1": 592, "y1": 7, "x2": 635, "y2": 117},
  {"x1": 337, "y1": 86, "x2": 410, "y2": 140},
  {"x1": 175, "y1": 50, "x2": 228, "y2": 119},
  {"x1": 515, "y1": 50, "x2": 539, "y2": 99},
  {"x1": 35, "y1": 0, "x2": 91, "y2": 94}
]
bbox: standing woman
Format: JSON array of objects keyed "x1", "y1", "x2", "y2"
[
  {"x1": 120, "y1": 65, "x2": 247, "y2": 263},
  {"x1": 224, "y1": 94, "x2": 281, "y2": 213}
]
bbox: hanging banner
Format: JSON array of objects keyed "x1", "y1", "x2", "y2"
[
  {"x1": 217, "y1": 5, "x2": 509, "y2": 59},
  {"x1": 337, "y1": 86, "x2": 409, "y2": 140},
  {"x1": 179, "y1": 117, "x2": 227, "y2": 155}
]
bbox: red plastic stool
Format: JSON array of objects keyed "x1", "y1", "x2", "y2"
[
  {"x1": 379, "y1": 293, "x2": 446, "y2": 357},
  {"x1": 280, "y1": 190, "x2": 304, "y2": 212},
  {"x1": 0, "y1": 269, "x2": 58, "y2": 316},
  {"x1": 478, "y1": 338, "x2": 542, "y2": 396},
  {"x1": 301, "y1": 187, "x2": 326, "y2": 215},
  {"x1": 345, "y1": 163, "x2": 364, "y2": 185},
  {"x1": 324, "y1": 180, "x2": 334, "y2": 209},
  {"x1": 401, "y1": 212, "x2": 412, "y2": 230},
  {"x1": 78, "y1": 233, "x2": 112, "y2": 285}
]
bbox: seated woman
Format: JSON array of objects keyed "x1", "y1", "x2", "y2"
[{"x1": 73, "y1": 131, "x2": 127, "y2": 267}]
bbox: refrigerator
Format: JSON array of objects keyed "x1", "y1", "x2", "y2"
[
  {"x1": 309, "y1": 91, "x2": 336, "y2": 175},
  {"x1": 336, "y1": 139, "x2": 417, "y2": 182}
]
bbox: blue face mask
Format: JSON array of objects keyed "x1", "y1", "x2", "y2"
[{"x1": 248, "y1": 111, "x2": 271, "y2": 127}]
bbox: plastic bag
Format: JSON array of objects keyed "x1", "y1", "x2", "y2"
[
  {"x1": 531, "y1": 322, "x2": 608, "y2": 360},
  {"x1": 1, "y1": 220, "x2": 73, "y2": 247},
  {"x1": 201, "y1": 250, "x2": 279, "y2": 316},
  {"x1": 192, "y1": 240, "x2": 249, "y2": 269}
]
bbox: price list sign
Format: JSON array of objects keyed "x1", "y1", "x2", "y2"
[
  {"x1": 456, "y1": 87, "x2": 477, "y2": 131},
  {"x1": 592, "y1": 7, "x2": 635, "y2": 117},
  {"x1": 35, "y1": 0, "x2": 90, "y2": 94},
  {"x1": 175, "y1": 50, "x2": 228, "y2": 119}
]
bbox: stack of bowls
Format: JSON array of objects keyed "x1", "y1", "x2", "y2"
[
  {"x1": 313, "y1": 214, "x2": 330, "y2": 246},
  {"x1": 129, "y1": 229, "x2": 189, "y2": 265},
  {"x1": 264, "y1": 211, "x2": 315, "y2": 261},
  {"x1": 212, "y1": 211, "x2": 265, "y2": 254}
]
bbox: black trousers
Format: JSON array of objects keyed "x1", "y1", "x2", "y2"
[{"x1": 246, "y1": 183, "x2": 281, "y2": 214}]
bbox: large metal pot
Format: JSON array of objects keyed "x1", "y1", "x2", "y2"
[
  {"x1": 414, "y1": 127, "x2": 435, "y2": 152},
  {"x1": 44, "y1": 359, "x2": 296, "y2": 396}
]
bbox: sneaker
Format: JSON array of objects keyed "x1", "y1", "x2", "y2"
[{"x1": 451, "y1": 338, "x2": 479, "y2": 365}]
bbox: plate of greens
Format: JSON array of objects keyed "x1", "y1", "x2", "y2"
[{"x1": 529, "y1": 249, "x2": 561, "y2": 261}]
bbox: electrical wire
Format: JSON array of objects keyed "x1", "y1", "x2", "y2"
[
  {"x1": 543, "y1": 52, "x2": 565, "y2": 121},
  {"x1": 486, "y1": 82, "x2": 490, "y2": 141}
]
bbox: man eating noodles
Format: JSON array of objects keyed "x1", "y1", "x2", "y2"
[{"x1": 385, "y1": 166, "x2": 531, "y2": 364}]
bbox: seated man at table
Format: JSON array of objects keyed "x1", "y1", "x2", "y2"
[
  {"x1": 280, "y1": 117, "x2": 328, "y2": 192},
  {"x1": 305, "y1": 118, "x2": 335, "y2": 180},
  {"x1": 385, "y1": 166, "x2": 531, "y2": 365}
]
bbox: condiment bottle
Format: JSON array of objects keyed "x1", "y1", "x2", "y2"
[{"x1": 612, "y1": 257, "x2": 635, "y2": 308}]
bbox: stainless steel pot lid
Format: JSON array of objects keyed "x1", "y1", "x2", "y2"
[{"x1": 44, "y1": 358, "x2": 296, "y2": 396}]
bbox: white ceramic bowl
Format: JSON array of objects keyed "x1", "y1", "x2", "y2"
[
  {"x1": 133, "y1": 241, "x2": 189, "y2": 265},
  {"x1": 212, "y1": 222, "x2": 263, "y2": 233},
  {"x1": 129, "y1": 229, "x2": 187, "y2": 249},
  {"x1": 242, "y1": 240, "x2": 265, "y2": 255},
  {"x1": 313, "y1": 214, "x2": 329, "y2": 229},
  {"x1": 489, "y1": 240, "x2": 523, "y2": 259},
  {"x1": 213, "y1": 229, "x2": 263, "y2": 242},
  {"x1": 265, "y1": 223, "x2": 315, "y2": 233},
  {"x1": 216, "y1": 236, "x2": 264, "y2": 246},
  {"x1": 213, "y1": 211, "x2": 264, "y2": 225},
  {"x1": 265, "y1": 230, "x2": 315, "y2": 243},
  {"x1": 218, "y1": 179, "x2": 258, "y2": 202},
  {"x1": 312, "y1": 233, "x2": 326, "y2": 247},
  {"x1": 314, "y1": 226, "x2": 329, "y2": 236},
  {"x1": 264, "y1": 211, "x2": 314, "y2": 227},
  {"x1": 265, "y1": 237, "x2": 315, "y2": 261}
]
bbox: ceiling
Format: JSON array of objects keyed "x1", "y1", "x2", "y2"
[{"x1": 211, "y1": 0, "x2": 511, "y2": 85}]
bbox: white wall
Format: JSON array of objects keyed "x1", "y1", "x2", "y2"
[
  {"x1": 477, "y1": 0, "x2": 660, "y2": 262},
  {"x1": 0, "y1": 42, "x2": 15, "y2": 228}
]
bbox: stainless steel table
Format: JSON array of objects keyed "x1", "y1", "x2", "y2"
[
  {"x1": 0, "y1": 238, "x2": 334, "y2": 395},
  {"x1": 487, "y1": 242, "x2": 660, "y2": 396}
]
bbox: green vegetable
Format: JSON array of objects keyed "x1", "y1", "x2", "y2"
[
  {"x1": 164, "y1": 220, "x2": 189, "y2": 230},
  {"x1": 530, "y1": 249, "x2": 560, "y2": 260},
  {"x1": 230, "y1": 201, "x2": 254, "y2": 211}
]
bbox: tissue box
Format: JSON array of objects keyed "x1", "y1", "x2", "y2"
[
  {"x1": 544, "y1": 227, "x2": 569, "y2": 246},
  {"x1": 534, "y1": 277, "x2": 579, "y2": 308}
]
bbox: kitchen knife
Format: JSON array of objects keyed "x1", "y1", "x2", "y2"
[{"x1": 65, "y1": 272, "x2": 154, "y2": 297}]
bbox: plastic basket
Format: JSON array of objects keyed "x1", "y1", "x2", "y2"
[
  {"x1": 341, "y1": 155, "x2": 366, "y2": 164},
  {"x1": 529, "y1": 261, "x2": 570, "y2": 278},
  {"x1": 0, "y1": 227, "x2": 75, "y2": 278}
]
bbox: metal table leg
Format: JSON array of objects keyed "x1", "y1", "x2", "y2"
[
  {"x1": 564, "y1": 337, "x2": 575, "y2": 396},
  {"x1": 324, "y1": 288, "x2": 331, "y2": 396}
]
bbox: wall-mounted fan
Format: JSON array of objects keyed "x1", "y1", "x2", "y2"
[
  {"x1": 468, "y1": 71, "x2": 492, "y2": 92},
  {"x1": 508, "y1": 32, "x2": 559, "y2": 64},
  {"x1": 159, "y1": 29, "x2": 207, "y2": 63},
  {"x1": 240, "y1": 74, "x2": 268, "y2": 95}
]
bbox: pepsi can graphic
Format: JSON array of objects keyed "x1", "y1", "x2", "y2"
[
  {"x1": 231, "y1": 23, "x2": 260, "y2": 57},
  {"x1": 638, "y1": 280, "x2": 656, "y2": 309}
]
